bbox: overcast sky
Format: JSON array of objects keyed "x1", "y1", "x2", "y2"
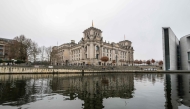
[{"x1": 0, "y1": 0, "x2": 190, "y2": 60}]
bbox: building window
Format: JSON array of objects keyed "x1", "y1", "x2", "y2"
[
  {"x1": 164, "y1": 28, "x2": 170, "y2": 70},
  {"x1": 188, "y1": 52, "x2": 190, "y2": 60},
  {"x1": 96, "y1": 46, "x2": 99, "y2": 51},
  {"x1": 96, "y1": 54, "x2": 99, "y2": 59}
]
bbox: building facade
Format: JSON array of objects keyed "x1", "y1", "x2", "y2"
[
  {"x1": 162, "y1": 27, "x2": 190, "y2": 70},
  {"x1": 0, "y1": 38, "x2": 12, "y2": 60},
  {"x1": 52, "y1": 25, "x2": 134, "y2": 66},
  {"x1": 180, "y1": 34, "x2": 190, "y2": 70}
]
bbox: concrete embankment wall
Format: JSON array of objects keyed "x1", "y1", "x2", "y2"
[
  {"x1": 0, "y1": 66, "x2": 189, "y2": 74},
  {"x1": 0, "y1": 66, "x2": 83, "y2": 74},
  {"x1": 0, "y1": 66, "x2": 142, "y2": 74}
]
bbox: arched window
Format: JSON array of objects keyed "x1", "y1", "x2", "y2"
[{"x1": 96, "y1": 46, "x2": 99, "y2": 51}]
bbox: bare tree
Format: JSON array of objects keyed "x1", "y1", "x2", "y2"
[
  {"x1": 159, "y1": 60, "x2": 163, "y2": 65},
  {"x1": 151, "y1": 59, "x2": 155, "y2": 65},
  {"x1": 7, "y1": 40, "x2": 19, "y2": 60},
  {"x1": 39, "y1": 46, "x2": 46, "y2": 61},
  {"x1": 101, "y1": 56, "x2": 109, "y2": 66},
  {"x1": 13, "y1": 35, "x2": 32, "y2": 61},
  {"x1": 45, "y1": 46, "x2": 52, "y2": 62},
  {"x1": 146, "y1": 60, "x2": 151, "y2": 65},
  {"x1": 30, "y1": 42, "x2": 40, "y2": 62},
  {"x1": 134, "y1": 60, "x2": 139, "y2": 66}
]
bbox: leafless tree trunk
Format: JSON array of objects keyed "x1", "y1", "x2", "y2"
[
  {"x1": 45, "y1": 46, "x2": 52, "y2": 62},
  {"x1": 30, "y1": 42, "x2": 40, "y2": 62},
  {"x1": 40, "y1": 46, "x2": 46, "y2": 61}
]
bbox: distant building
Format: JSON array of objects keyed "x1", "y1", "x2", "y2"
[
  {"x1": 162, "y1": 27, "x2": 190, "y2": 70},
  {"x1": 0, "y1": 38, "x2": 12, "y2": 60},
  {"x1": 51, "y1": 23, "x2": 134, "y2": 66}
]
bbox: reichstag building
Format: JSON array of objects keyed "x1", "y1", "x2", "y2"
[{"x1": 51, "y1": 24, "x2": 134, "y2": 66}]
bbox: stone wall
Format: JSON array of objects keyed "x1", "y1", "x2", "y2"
[{"x1": 0, "y1": 66, "x2": 82, "y2": 73}]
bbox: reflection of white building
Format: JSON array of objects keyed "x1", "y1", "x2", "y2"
[
  {"x1": 52, "y1": 23, "x2": 134, "y2": 66},
  {"x1": 165, "y1": 74, "x2": 190, "y2": 108},
  {"x1": 162, "y1": 27, "x2": 190, "y2": 70},
  {"x1": 180, "y1": 75, "x2": 190, "y2": 107}
]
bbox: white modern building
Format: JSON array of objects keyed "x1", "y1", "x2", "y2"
[
  {"x1": 180, "y1": 34, "x2": 190, "y2": 70},
  {"x1": 51, "y1": 23, "x2": 134, "y2": 66},
  {"x1": 162, "y1": 27, "x2": 190, "y2": 70}
]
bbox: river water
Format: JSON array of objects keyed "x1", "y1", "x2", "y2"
[{"x1": 0, "y1": 73, "x2": 189, "y2": 109}]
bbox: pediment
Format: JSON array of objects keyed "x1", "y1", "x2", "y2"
[{"x1": 115, "y1": 44, "x2": 119, "y2": 47}]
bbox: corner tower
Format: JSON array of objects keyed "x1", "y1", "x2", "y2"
[{"x1": 82, "y1": 22, "x2": 103, "y2": 41}]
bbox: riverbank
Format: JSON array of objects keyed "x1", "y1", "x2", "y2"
[{"x1": 0, "y1": 66, "x2": 189, "y2": 74}]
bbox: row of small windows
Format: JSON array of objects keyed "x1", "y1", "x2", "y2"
[
  {"x1": 72, "y1": 50, "x2": 80, "y2": 54},
  {"x1": 85, "y1": 32, "x2": 100, "y2": 36},
  {"x1": 72, "y1": 58, "x2": 80, "y2": 61},
  {"x1": 103, "y1": 49, "x2": 130, "y2": 54},
  {"x1": 72, "y1": 54, "x2": 80, "y2": 58}
]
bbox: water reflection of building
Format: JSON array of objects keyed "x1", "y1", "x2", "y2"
[
  {"x1": 66, "y1": 74, "x2": 134, "y2": 98},
  {"x1": 165, "y1": 74, "x2": 190, "y2": 109},
  {"x1": 51, "y1": 74, "x2": 134, "y2": 109},
  {"x1": 0, "y1": 74, "x2": 134, "y2": 109},
  {"x1": 0, "y1": 74, "x2": 54, "y2": 106},
  {"x1": 134, "y1": 73, "x2": 164, "y2": 85}
]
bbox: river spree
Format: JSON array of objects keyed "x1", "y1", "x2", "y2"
[{"x1": 0, "y1": 73, "x2": 189, "y2": 109}]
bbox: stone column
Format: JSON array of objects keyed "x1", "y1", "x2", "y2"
[
  {"x1": 86, "y1": 45, "x2": 88, "y2": 59},
  {"x1": 101, "y1": 46, "x2": 103, "y2": 57},
  {"x1": 82, "y1": 46, "x2": 84, "y2": 59},
  {"x1": 89, "y1": 43, "x2": 93, "y2": 59},
  {"x1": 3, "y1": 45, "x2": 5, "y2": 56},
  {"x1": 94, "y1": 44, "x2": 96, "y2": 59},
  {"x1": 70, "y1": 50, "x2": 72, "y2": 62},
  {"x1": 80, "y1": 48, "x2": 82, "y2": 60},
  {"x1": 99, "y1": 46, "x2": 101, "y2": 60}
]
